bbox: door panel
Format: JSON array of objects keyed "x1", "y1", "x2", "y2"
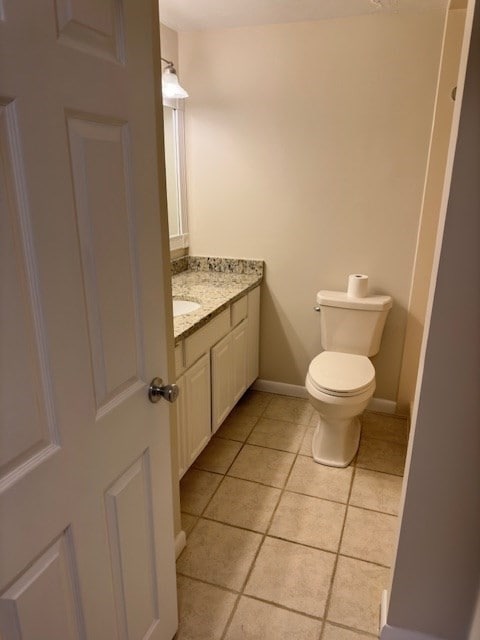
[
  {"x1": 54, "y1": 0, "x2": 125, "y2": 62},
  {"x1": 105, "y1": 453, "x2": 160, "y2": 640},
  {"x1": 67, "y1": 114, "x2": 145, "y2": 410},
  {"x1": 0, "y1": 101, "x2": 58, "y2": 481},
  {"x1": 0, "y1": 531, "x2": 86, "y2": 640}
]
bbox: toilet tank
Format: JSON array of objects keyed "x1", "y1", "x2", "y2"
[{"x1": 317, "y1": 290, "x2": 393, "y2": 356}]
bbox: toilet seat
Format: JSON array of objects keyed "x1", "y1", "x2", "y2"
[{"x1": 307, "y1": 351, "x2": 375, "y2": 397}]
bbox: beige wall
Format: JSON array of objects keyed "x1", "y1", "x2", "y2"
[
  {"x1": 160, "y1": 21, "x2": 178, "y2": 65},
  {"x1": 179, "y1": 10, "x2": 445, "y2": 404},
  {"x1": 397, "y1": 8, "x2": 466, "y2": 413}
]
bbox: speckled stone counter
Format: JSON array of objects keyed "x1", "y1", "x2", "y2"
[{"x1": 172, "y1": 257, "x2": 263, "y2": 343}]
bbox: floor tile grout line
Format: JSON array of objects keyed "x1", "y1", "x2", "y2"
[
  {"x1": 231, "y1": 423, "x2": 304, "y2": 616},
  {"x1": 220, "y1": 432, "x2": 304, "y2": 640},
  {"x1": 355, "y1": 463, "x2": 404, "y2": 478},
  {"x1": 323, "y1": 441, "x2": 400, "y2": 635},
  {"x1": 212, "y1": 389, "x2": 275, "y2": 479},
  {"x1": 187, "y1": 467, "x2": 225, "y2": 478},
  {"x1": 341, "y1": 503, "x2": 400, "y2": 519},
  {"x1": 350, "y1": 464, "x2": 405, "y2": 480},
  {"x1": 194, "y1": 454, "x2": 238, "y2": 518},
  {"x1": 188, "y1": 417, "x2": 400, "y2": 549},
  {"x1": 331, "y1": 550, "x2": 392, "y2": 571},
  {"x1": 210, "y1": 433, "x2": 406, "y2": 478},
  {"x1": 219, "y1": 593, "x2": 242, "y2": 640},
  {"x1": 230, "y1": 438, "x2": 305, "y2": 454},
  {"x1": 237, "y1": 413, "x2": 314, "y2": 428},
  {"x1": 180, "y1": 397, "x2": 274, "y2": 550},
  {"x1": 179, "y1": 392, "x2": 276, "y2": 635},
  {"x1": 193, "y1": 514, "x2": 335, "y2": 552},
  {"x1": 181, "y1": 455, "x2": 399, "y2": 557},
  {"x1": 325, "y1": 619, "x2": 380, "y2": 638},
  {"x1": 192, "y1": 444, "x2": 404, "y2": 483},
  {"x1": 179, "y1": 427, "x2": 252, "y2": 559},
  {"x1": 193, "y1": 414, "x2": 263, "y2": 518},
  {"x1": 217, "y1": 390, "x2": 277, "y2": 639},
  {"x1": 242, "y1": 433, "x2": 315, "y2": 604},
  {"x1": 246, "y1": 426, "x2": 308, "y2": 454},
  {"x1": 183, "y1": 510, "x2": 394, "y2": 571},
  {"x1": 310, "y1": 450, "x2": 405, "y2": 478},
  {"x1": 245, "y1": 428, "x2": 336, "y2": 638},
  {"x1": 238, "y1": 593, "x2": 325, "y2": 621},
  {"x1": 242, "y1": 438, "x2": 305, "y2": 456},
  {"x1": 191, "y1": 440, "x2": 403, "y2": 516},
  {"x1": 279, "y1": 486, "x2": 397, "y2": 516},
  {"x1": 318, "y1": 461, "x2": 358, "y2": 640},
  {"x1": 224, "y1": 437, "x2": 297, "y2": 487},
  {"x1": 230, "y1": 592, "x2": 327, "y2": 623},
  {"x1": 193, "y1": 388, "x2": 273, "y2": 474},
  {"x1": 176, "y1": 571, "x2": 241, "y2": 596},
  {"x1": 178, "y1": 570, "x2": 380, "y2": 640}
]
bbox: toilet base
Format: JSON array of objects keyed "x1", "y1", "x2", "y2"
[{"x1": 312, "y1": 415, "x2": 361, "y2": 468}]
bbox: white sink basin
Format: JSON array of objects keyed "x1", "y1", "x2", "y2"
[{"x1": 173, "y1": 299, "x2": 201, "y2": 317}]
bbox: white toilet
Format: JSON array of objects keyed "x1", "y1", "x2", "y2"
[{"x1": 305, "y1": 288, "x2": 392, "y2": 468}]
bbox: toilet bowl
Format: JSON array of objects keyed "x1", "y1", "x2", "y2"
[{"x1": 306, "y1": 351, "x2": 376, "y2": 467}]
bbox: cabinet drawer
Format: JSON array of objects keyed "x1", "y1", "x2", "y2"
[
  {"x1": 231, "y1": 295, "x2": 247, "y2": 327},
  {"x1": 184, "y1": 308, "x2": 230, "y2": 368}
]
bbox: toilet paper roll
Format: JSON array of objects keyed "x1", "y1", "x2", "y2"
[{"x1": 347, "y1": 274, "x2": 369, "y2": 298}]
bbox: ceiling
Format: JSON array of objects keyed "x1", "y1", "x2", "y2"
[{"x1": 159, "y1": 0, "x2": 448, "y2": 32}]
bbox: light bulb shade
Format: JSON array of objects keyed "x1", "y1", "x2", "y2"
[{"x1": 162, "y1": 68, "x2": 189, "y2": 99}]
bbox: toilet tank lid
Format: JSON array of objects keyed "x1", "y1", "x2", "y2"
[{"x1": 317, "y1": 290, "x2": 393, "y2": 311}]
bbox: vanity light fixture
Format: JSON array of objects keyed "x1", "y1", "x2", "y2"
[{"x1": 161, "y1": 57, "x2": 189, "y2": 99}]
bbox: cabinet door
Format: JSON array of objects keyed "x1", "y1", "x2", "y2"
[
  {"x1": 175, "y1": 374, "x2": 188, "y2": 479},
  {"x1": 246, "y1": 286, "x2": 261, "y2": 387},
  {"x1": 185, "y1": 353, "x2": 211, "y2": 465},
  {"x1": 211, "y1": 333, "x2": 233, "y2": 432},
  {"x1": 232, "y1": 320, "x2": 248, "y2": 404}
]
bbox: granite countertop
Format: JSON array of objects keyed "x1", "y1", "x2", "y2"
[{"x1": 171, "y1": 257, "x2": 263, "y2": 343}]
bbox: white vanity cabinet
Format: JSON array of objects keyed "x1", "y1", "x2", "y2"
[
  {"x1": 175, "y1": 286, "x2": 260, "y2": 478},
  {"x1": 211, "y1": 319, "x2": 248, "y2": 432},
  {"x1": 175, "y1": 353, "x2": 211, "y2": 478}
]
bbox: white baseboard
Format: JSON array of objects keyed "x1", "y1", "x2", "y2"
[
  {"x1": 252, "y1": 379, "x2": 308, "y2": 398},
  {"x1": 175, "y1": 530, "x2": 186, "y2": 559},
  {"x1": 380, "y1": 625, "x2": 444, "y2": 640},
  {"x1": 380, "y1": 589, "x2": 388, "y2": 629},
  {"x1": 368, "y1": 397, "x2": 397, "y2": 414},
  {"x1": 252, "y1": 379, "x2": 397, "y2": 414}
]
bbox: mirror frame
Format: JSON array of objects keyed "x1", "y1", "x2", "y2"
[{"x1": 163, "y1": 96, "x2": 189, "y2": 250}]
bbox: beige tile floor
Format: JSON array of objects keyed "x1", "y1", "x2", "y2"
[{"x1": 176, "y1": 391, "x2": 408, "y2": 640}]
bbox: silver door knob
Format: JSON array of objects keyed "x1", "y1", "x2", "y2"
[{"x1": 148, "y1": 377, "x2": 180, "y2": 404}]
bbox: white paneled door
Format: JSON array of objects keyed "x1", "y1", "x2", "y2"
[{"x1": 0, "y1": 1, "x2": 178, "y2": 639}]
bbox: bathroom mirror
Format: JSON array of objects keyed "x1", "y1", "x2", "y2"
[{"x1": 163, "y1": 98, "x2": 188, "y2": 249}]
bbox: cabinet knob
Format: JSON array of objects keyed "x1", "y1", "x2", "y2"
[{"x1": 148, "y1": 377, "x2": 180, "y2": 404}]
